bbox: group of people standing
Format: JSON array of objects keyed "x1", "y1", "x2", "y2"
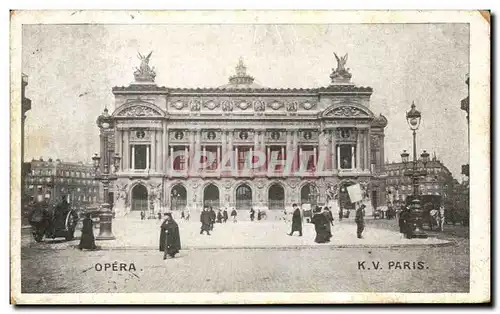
[
  {"x1": 199, "y1": 207, "x2": 238, "y2": 235},
  {"x1": 287, "y1": 203, "x2": 366, "y2": 243}
]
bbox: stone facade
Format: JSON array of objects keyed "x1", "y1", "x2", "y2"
[{"x1": 101, "y1": 56, "x2": 388, "y2": 217}]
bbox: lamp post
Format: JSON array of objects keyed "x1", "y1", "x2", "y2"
[
  {"x1": 92, "y1": 152, "x2": 121, "y2": 240},
  {"x1": 400, "y1": 101, "x2": 429, "y2": 239}
]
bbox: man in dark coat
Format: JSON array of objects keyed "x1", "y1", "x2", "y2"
[
  {"x1": 288, "y1": 203, "x2": 302, "y2": 236},
  {"x1": 29, "y1": 195, "x2": 51, "y2": 235},
  {"x1": 159, "y1": 213, "x2": 181, "y2": 260},
  {"x1": 338, "y1": 207, "x2": 343, "y2": 221},
  {"x1": 216, "y1": 210, "x2": 223, "y2": 223},
  {"x1": 355, "y1": 204, "x2": 366, "y2": 239},
  {"x1": 399, "y1": 206, "x2": 413, "y2": 239},
  {"x1": 249, "y1": 208, "x2": 255, "y2": 221},
  {"x1": 200, "y1": 207, "x2": 211, "y2": 235},
  {"x1": 223, "y1": 208, "x2": 229, "y2": 223},
  {"x1": 79, "y1": 212, "x2": 97, "y2": 250},
  {"x1": 311, "y1": 206, "x2": 329, "y2": 243},
  {"x1": 209, "y1": 207, "x2": 216, "y2": 230}
]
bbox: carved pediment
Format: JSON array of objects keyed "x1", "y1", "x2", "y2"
[
  {"x1": 320, "y1": 104, "x2": 374, "y2": 119},
  {"x1": 115, "y1": 103, "x2": 164, "y2": 117}
]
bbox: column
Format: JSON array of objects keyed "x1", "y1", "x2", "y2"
[
  {"x1": 195, "y1": 130, "x2": 201, "y2": 174},
  {"x1": 184, "y1": 146, "x2": 188, "y2": 175},
  {"x1": 292, "y1": 131, "x2": 298, "y2": 171},
  {"x1": 158, "y1": 130, "x2": 163, "y2": 172},
  {"x1": 351, "y1": 146, "x2": 355, "y2": 170},
  {"x1": 150, "y1": 131, "x2": 156, "y2": 172},
  {"x1": 380, "y1": 134, "x2": 384, "y2": 171},
  {"x1": 131, "y1": 145, "x2": 135, "y2": 170},
  {"x1": 286, "y1": 131, "x2": 291, "y2": 174},
  {"x1": 337, "y1": 145, "x2": 341, "y2": 169},
  {"x1": 363, "y1": 129, "x2": 370, "y2": 171},
  {"x1": 170, "y1": 146, "x2": 174, "y2": 172},
  {"x1": 356, "y1": 131, "x2": 361, "y2": 170},
  {"x1": 221, "y1": 130, "x2": 227, "y2": 169},
  {"x1": 235, "y1": 146, "x2": 239, "y2": 171},
  {"x1": 253, "y1": 130, "x2": 259, "y2": 174},
  {"x1": 115, "y1": 130, "x2": 122, "y2": 171},
  {"x1": 331, "y1": 129, "x2": 337, "y2": 170},
  {"x1": 228, "y1": 130, "x2": 234, "y2": 172},
  {"x1": 189, "y1": 130, "x2": 195, "y2": 175},
  {"x1": 217, "y1": 146, "x2": 221, "y2": 169},
  {"x1": 249, "y1": 147, "x2": 253, "y2": 169},
  {"x1": 313, "y1": 147, "x2": 317, "y2": 169},
  {"x1": 146, "y1": 145, "x2": 150, "y2": 170},
  {"x1": 123, "y1": 130, "x2": 129, "y2": 170},
  {"x1": 299, "y1": 146, "x2": 303, "y2": 171},
  {"x1": 267, "y1": 146, "x2": 271, "y2": 173},
  {"x1": 161, "y1": 125, "x2": 166, "y2": 173},
  {"x1": 164, "y1": 127, "x2": 169, "y2": 174}
]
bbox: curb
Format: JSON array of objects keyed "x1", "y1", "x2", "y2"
[{"x1": 23, "y1": 240, "x2": 454, "y2": 251}]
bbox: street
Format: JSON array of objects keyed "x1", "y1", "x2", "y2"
[{"x1": 21, "y1": 219, "x2": 469, "y2": 294}]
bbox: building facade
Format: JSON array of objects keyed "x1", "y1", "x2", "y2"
[
  {"x1": 101, "y1": 55, "x2": 388, "y2": 217},
  {"x1": 384, "y1": 156, "x2": 455, "y2": 205},
  {"x1": 21, "y1": 73, "x2": 32, "y2": 203},
  {"x1": 24, "y1": 158, "x2": 100, "y2": 211}
]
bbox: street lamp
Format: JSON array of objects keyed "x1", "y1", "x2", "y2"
[
  {"x1": 400, "y1": 101, "x2": 429, "y2": 239},
  {"x1": 92, "y1": 152, "x2": 121, "y2": 240}
]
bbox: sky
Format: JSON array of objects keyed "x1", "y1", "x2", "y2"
[{"x1": 22, "y1": 23, "x2": 469, "y2": 180}]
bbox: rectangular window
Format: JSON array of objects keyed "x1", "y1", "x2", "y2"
[
  {"x1": 338, "y1": 144, "x2": 353, "y2": 169},
  {"x1": 205, "y1": 146, "x2": 219, "y2": 171},
  {"x1": 173, "y1": 147, "x2": 187, "y2": 171},
  {"x1": 237, "y1": 147, "x2": 251, "y2": 170},
  {"x1": 268, "y1": 146, "x2": 286, "y2": 171},
  {"x1": 131, "y1": 145, "x2": 150, "y2": 170}
]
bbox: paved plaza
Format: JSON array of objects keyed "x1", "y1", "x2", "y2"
[{"x1": 21, "y1": 213, "x2": 450, "y2": 250}]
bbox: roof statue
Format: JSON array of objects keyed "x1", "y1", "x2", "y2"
[
  {"x1": 134, "y1": 51, "x2": 156, "y2": 83},
  {"x1": 330, "y1": 52, "x2": 353, "y2": 85},
  {"x1": 218, "y1": 57, "x2": 265, "y2": 89}
]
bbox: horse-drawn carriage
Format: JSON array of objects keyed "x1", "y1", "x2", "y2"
[{"x1": 28, "y1": 203, "x2": 79, "y2": 242}]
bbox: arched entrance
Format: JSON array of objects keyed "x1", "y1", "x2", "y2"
[
  {"x1": 339, "y1": 181, "x2": 356, "y2": 211},
  {"x1": 131, "y1": 184, "x2": 148, "y2": 211},
  {"x1": 235, "y1": 184, "x2": 252, "y2": 210},
  {"x1": 171, "y1": 184, "x2": 187, "y2": 211},
  {"x1": 203, "y1": 183, "x2": 220, "y2": 209},
  {"x1": 268, "y1": 183, "x2": 285, "y2": 210},
  {"x1": 300, "y1": 183, "x2": 318, "y2": 206}
]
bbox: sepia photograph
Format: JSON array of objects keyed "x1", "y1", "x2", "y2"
[{"x1": 10, "y1": 10, "x2": 490, "y2": 304}]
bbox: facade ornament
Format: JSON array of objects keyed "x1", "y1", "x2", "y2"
[
  {"x1": 288, "y1": 178, "x2": 300, "y2": 189},
  {"x1": 370, "y1": 134, "x2": 380, "y2": 149},
  {"x1": 237, "y1": 101, "x2": 250, "y2": 110},
  {"x1": 330, "y1": 106, "x2": 362, "y2": 117},
  {"x1": 171, "y1": 101, "x2": 186, "y2": 110},
  {"x1": 189, "y1": 100, "x2": 201, "y2": 111},
  {"x1": 134, "y1": 51, "x2": 156, "y2": 82},
  {"x1": 253, "y1": 100, "x2": 266, "y2": 111},
  {"x1": 269, "y1": 101, "x2": 284, "y2": 111},
  {"x1": 203, "y1": 100, "x2": 219, "y2": 111},
  {"x1": 255, "y1": 179, "x2": 265, "y2": 189},
  {"x1": 286, "y1": 101, "x2": 298, "y2": 112},
  {"x1": 221, "y1": 100, "x2": 234, "y2": 112},
  {"x1": 330, "y1": 52, "x2": 352, "y2": 84},
  {"x1": 119, "y1": 105, "x2": 160, "y2": 117},
  {"x1": 301, "y1": 102, "x2": 315, "y2": 110}
]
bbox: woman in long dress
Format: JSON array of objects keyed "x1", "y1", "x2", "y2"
[
  {"x1": 79, "y1": 213, "x2": 96, "y2": 250},
  {"x1": 311, "y1": 206, "x2": 330, "y2": 243},
  {"x1": 159, "y1": 213, "x2": 181, "y2": 259}
]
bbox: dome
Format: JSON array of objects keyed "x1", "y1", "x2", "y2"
[
  {"x1": 372, "y1": 114, "x2": 388, "y2": 128},
  {"x1": 217, "y1": 58, "x2": 266, "y2": 90}
]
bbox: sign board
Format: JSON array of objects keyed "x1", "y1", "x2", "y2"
[{"x1": 346, "y1": 184, "x2": 363, "y2": 203}]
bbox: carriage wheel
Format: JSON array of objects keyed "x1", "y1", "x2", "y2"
[{"x1": 33, "y1": 232, "x2": 43, "y2": 242}]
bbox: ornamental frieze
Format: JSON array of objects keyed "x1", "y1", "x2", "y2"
[
  {"x1": 286, "y1": 101, "x2": 298, "y2": 112},
  {"x1": 117, "y1": 105, "x2": 162, "y2": 117},
  {"x1": 221, "y1": 100, "x2": 234, "y2": 112},
  {"x1": 301, "y1": 101, "x2": 316, "y2": 110},
  {"x1": 253, "y1": 100, "x2": 266, "y2": 111},
  {"x1": 203, "y1": 100, "x2": 219, "y2": 110},
  {"x1": 189, "y1": 100, "x2": 201, "y2": 111},
  {"x1": 170, "y1": 100, "x2": 186, "y2": 110},
  {"x1": 236, "y1": 101, "x2": 250, "y2": 110},
  {"x1": 268, "y1": 101, "x2": 284, "y2": 110}
]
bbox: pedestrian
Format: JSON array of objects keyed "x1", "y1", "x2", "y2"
[
  {"x1": 217, "y1": 210, "x2": 223, "y2": 224},
  {"x1": 231, "y1": 208, "x2": 238, "y2": 223},
  {"x1": 355, "y1": 204, "x2": 366, "y2": 239},
  {"x1": 181, "y1": 210, "x2": 185, "y2": 220},
  {"x1": 287, "y1": 203, "x2": 303, "y2": 236},
  {"x1": 140, "y1": 211, "x2": 145, "y2": 220},
  {"x1": 200, "y1": 207, "x2": 211, "y2": 235},
  {"x1": 209, "y1": 207, "x2": 216, "y2": 230},
  {"x1": 185, "y1": 209, "x2": 191, "y2": 221},
  {"x1": 323, "y1": 206, "x2": 333, "y2": 240},
  {"x1": 223, "y1": 208, "x2": 229, "y2": 223},
  {"x1": 338, "y1": 207, "x2": 343, "y2": 221},
  {"x1": 399, "y1": 206, "x2": 412, "y2": 239},
  {"x1": 250, "y1": 208, "x2": 255, "y2": 222},
  {"x1": 159, "y1": 212, "x2": 181, "y2": 260},
  {"x1": 79, "y1": 212, "x2": 96, "y2": 250},
  {"x1": 257, "y1": 209, "x2": 262, "y2": 221},
  {"x1": 158, "y1": 212, "x2": 162, "y2": 220},
  {"x1": 311, "y1": 206, "x2": 329, "y2": 243}
]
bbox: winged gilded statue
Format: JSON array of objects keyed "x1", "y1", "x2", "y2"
[
  {"x1": 137, "y1": 51, "x2": 153, "y2": 73},
  {"x1": 334, "y1": 52, "x2": 348, "y2": 72}
]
